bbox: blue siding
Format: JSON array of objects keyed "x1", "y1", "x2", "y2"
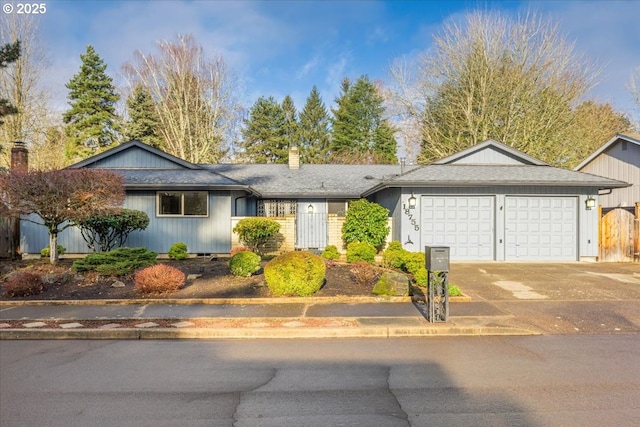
[
  {"x1": 87, "y1": 147, "x2": 186, "y2": 169},
  {"x1": 21, "y1": 191, "x2": 233, "y2": 255}
]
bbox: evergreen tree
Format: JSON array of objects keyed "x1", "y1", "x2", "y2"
[
  {"x1": 240, "y1": 96, "x2": 288, "y2": 163},
  {"x1": 331, "y1": 76, "x2": 397, "y2": 164},
  {"x1": 124, "y1": 85, "x2": 161, "y2": 148},
  {"x1": 281, "y1": 95, "x2": 299, "y2": 149},
  {"x1": 299, "y1": 86, "x2": 331, "y2": 163},
  {"x1": 63, "y1": 45, "x2": 120, "y2": 162},
  {"x1": 0, "y1": 40, "x2": 20, "y2": 126}
]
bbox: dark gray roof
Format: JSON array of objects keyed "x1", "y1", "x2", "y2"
[
  {"x1": 362, "y1": 164, "x2": 630, "y2": 196},
  {"x1": 203, "y1": 164, "x2": 411, "y2": 198},
  {"x1": 109, "y1": 169, "x2": 255, "y2": 192}
]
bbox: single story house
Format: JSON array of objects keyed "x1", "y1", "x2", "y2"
[
  {"x1": 574, "y1": 133, "x2": 640, "y2": 210},
  {"x1": 20, "y1": 139, "x2": 629, "y2": 261}
]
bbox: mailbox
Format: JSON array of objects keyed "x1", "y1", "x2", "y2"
[{"x1": 425, "y1": 246, "x2": 450, "y2": 272}]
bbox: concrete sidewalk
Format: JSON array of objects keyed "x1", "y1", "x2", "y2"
[{"x1": 0, "y1": 297, "x2": 535, "y2": 339}]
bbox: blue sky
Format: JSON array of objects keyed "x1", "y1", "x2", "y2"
[{"x1": 12, "y1": 0, "x2": 640, "y2": 122}]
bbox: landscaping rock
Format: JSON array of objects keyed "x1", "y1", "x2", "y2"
[
  {"x1": 187, "y1": 274, "x2": 202, "y2": 281},
  {"x1": 373, "y1": 271, "x2": 410, "y2": 297},
  {"x1": 111, "y1": 281, "x2": 126, "y2": 288}
]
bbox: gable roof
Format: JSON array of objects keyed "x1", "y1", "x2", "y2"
[
  {"x1": 67, "y1": 140, "x2": 202, "y2": 170},
  {"x1": 432, "y1": 139, "x2": 548, "y2": 166},
  {"x1": 204, "y1": 164, "x2": 410, "y2": 198},
  {"x1": 574, "y1": 134, "x2": 640, "y2": 171}
]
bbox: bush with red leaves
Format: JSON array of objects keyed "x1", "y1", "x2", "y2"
[
  {"x1": 2, "y1": 271, "x2": 44, "y2": 297},
  {"x1": 134, "y1": 264, "x2": 186, "y2": 295},
  {"x1": 349, "y1": 261, "x2": 381, "y2": 287}
]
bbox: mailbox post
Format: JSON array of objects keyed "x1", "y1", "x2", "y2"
[{"x1": 425, "y1": 246, "x2": 450, "y2": 323}]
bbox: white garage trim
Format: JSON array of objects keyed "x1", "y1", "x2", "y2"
[
  {"x1": 504, "y1": 196, "x2": 577, "y2": 261},
  {"x1": 420, "y1": 196, "x2": 495, "y2": 260}
]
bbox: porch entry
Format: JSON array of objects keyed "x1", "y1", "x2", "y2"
[{"x1": 296, "y1": 201, "x2": 328, "y2": 249}]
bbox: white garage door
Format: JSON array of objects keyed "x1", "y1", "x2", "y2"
[
  {"x1": 504, "y1": 197, "x2": 577, "y2": 261},
  {"x1": 421, "y1": 196, "x2": 494, "y2": 260}
]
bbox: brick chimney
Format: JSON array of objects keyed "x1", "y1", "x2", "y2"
[
  {"x1": 288, "y1": 146, "x2": 300, "y2": 170},
  {"x1": 11, "y1": 141, "x2": 28, "y2": 172},
  {"x1": 10, "y1": 142, "x2": 28, "y2": 259}
]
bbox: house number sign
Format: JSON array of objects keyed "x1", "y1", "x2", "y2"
[{"x1": 403, "y1": 203, "x2": 420, "y2": 231}]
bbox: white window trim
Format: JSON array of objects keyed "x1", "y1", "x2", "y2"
[{"x1": 156, "y1": 191, "x2": 209, "y2": 217}]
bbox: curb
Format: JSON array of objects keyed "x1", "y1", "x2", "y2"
[
  {"x1": 0, "y1": 325, "x2": 538, "y2": 340},
  {"x1": 0, "y1": 295, "x2": 471, "y2": 307}
]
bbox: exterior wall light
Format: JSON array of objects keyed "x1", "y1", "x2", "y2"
[
  {"x1": 307, "y1": 204, "x2": 314, "y2": 214},
  {"x1": 408, "y1": 193, "x2": 417, "y2": 209},
  {"x1": 585, "y1": 196, "x2": 596, "y2": 210}
]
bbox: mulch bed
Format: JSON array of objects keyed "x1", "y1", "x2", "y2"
[{"x1": 0, "y1": 257, "x2": 396, "y2": 301}]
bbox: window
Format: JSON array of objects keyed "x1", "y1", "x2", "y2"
[
  {"x1": 157, "y1": 192, "x2": 208, "y2": 216},
  {"x1": 257, "y1": 199, "x2": 297, "y2": 217},
  {"x1": 328, "y1": 199, "x2": 348, "y2": 217}
]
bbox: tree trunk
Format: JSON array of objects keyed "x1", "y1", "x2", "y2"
[{"x1": 49, "y1": 232, "x2": 58, "y2": 265}]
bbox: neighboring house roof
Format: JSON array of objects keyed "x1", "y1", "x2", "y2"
[
  {"x1": 203, "y1": 164, "x2": 412, "y2": 198},
  {"x1": 574, "y1": 134, "x2": 640, "y2": 171}
]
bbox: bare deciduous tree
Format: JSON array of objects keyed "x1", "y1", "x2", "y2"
[
  {"x1": 388, "y1": 10, "x2": 600, "y2": 166},
  {"x1": 123, "y1": 34, "x2": 240, "y2": 163},
  {"x1": 0, "y1": 12, "x2": 54, "y2": 169}
]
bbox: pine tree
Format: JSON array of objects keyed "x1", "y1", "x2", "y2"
[
  {"x1": 124, "y1": 85, "x2": 161, "y2": 148},
  {"x1": 281, "y1": 95, "x2": 299, "y2": 149},
  {"x1": 331, "y1": 76, "x2": 397, "y2": 164},
  {"x1": 0, "y1": 40, "x2": 20, "y2": 126},
  {"x1": 299, "y1": 86, "x2": 331, "y2": 163},
  {"x1": 240, "y1": 96, "x2": 288, "y2": 163},
  {"x1": 63, "y1": 45, "x2": 120, "y2": 162}
]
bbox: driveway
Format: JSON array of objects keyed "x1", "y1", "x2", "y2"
[{"x1": 448, "y1": 262, "x2": 640, "y2": 334}]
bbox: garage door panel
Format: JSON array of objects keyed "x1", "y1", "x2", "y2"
[
  {"x1": 421, "y1": 196, "x2": 494, "y2": 261},
  {"x1": 505, "y1": 196, "x2": 576, "y2": 261}
]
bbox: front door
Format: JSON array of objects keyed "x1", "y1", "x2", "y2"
[{"x1": 296, "y1": 201, "x2": 327, "y2": 250}]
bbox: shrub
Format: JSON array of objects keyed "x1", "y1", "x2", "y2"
[
  {"x1": 346, "y1": 241, "x2": 377, "y2": 264},
  {"x1": 341, "y1": 199, "x2": 390, "y2": 249},
  {"x1": 403, "y1": 252, "x2": 425, "y2": 275},
  {"x1": 41, "y1": 245, "x2": 66, "y2": 258},
  {"x1": 168, "y1": 242, "x2": 189, "y2": 260},
  {"x1": 372, "y1": 274, "x2": 395, "y2": 296},
  {"x1": 448, "y1": 284, "x2": 462, "y2": 297},
  {"x1": 77, "y1": 208, "x2": 149, "y2": 252},
  {"x1": 382, "y1": 241, "x2": 406, "y2": 269},
  {"x1": 264, "y1": 251, "x2": 326, "y2": 296},
  {"x1": 134, "y1": 264, "x2": 185, "y2": 295},
  {"x1": 350, "y1": 261, "x2": 381, "y2": 287},
  {"x1": 72, "y1": 247, "x2": 157, "y2": 276},
  {"x1": 233, "y1": 217, "x2": 281, "y2": 255},
  {"x1": 413, "y1": 267, "x2": 428, "y2": 286},
  {"x1": 321, "y1": 245, "x2": 341, "y2": 260},
  {"x1": 2, "y1": 271, "x2": 44, "y2": 297},
  {"x1": 229, "y1": 251, "x2": 262, "y2": 277},
  {"x1": 230, "y1": 246, "x2": 251, "y2": 256}
]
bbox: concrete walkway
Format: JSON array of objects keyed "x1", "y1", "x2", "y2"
[{"x1": 1, "y1": 262, "x2": 638, "y2": 339}]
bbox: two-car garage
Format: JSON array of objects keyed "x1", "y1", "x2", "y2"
[{"x1": 420, "y1": 195, "x2": 578, "y2": 261}]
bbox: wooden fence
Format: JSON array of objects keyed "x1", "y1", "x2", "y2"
[
  {"x1": 598, "y1": 203, "x2": 639, "y2": 262},
  {"x1": 0, "y1": 216, "x2": 15, "y2": 259}
]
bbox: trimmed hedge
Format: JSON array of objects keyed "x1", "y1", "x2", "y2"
[
  {"x1": 321, "y1": 245, "x2": 341, "y2": 261},
  {"x1": 229, "y1": 251, "x2": 262, "y2": 277},
  {"x1": 264, "y1": 251, "x2": 326, "y2": 296}
]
